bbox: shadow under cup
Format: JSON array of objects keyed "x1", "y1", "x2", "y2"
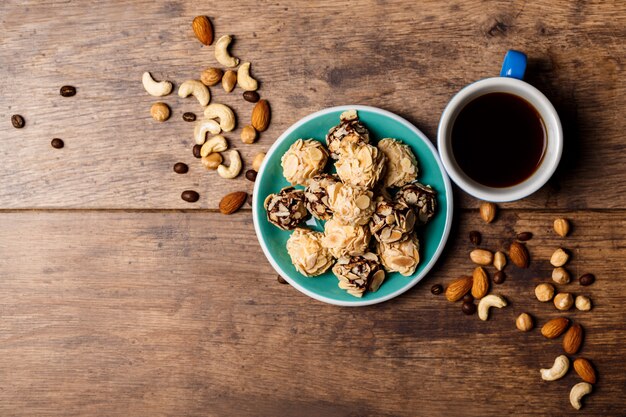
[{"x1": 437, "y1": 77, "x2": 563, "y2": 202}]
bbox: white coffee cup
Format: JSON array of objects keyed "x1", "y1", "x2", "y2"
[{"x1": 437, "y1": 50, "x2": 563, "y2": 202}]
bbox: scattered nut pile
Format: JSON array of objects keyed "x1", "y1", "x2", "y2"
[
  {"x1": 433, "y1": 206, "x2": 598, "y2": 410},
  {"x1": 141, "y1": 15, "x2": 269, "y2": 211},
  {"x1": 263, "y1": 110, "x2": 438, "y2": 298}
]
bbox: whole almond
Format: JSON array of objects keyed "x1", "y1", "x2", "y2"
[
  {"x1": 554, "y1": 218, "x2": 570, "y2": 237},
  {"x1": 493, "y1": 251, "x2": 506, "y2": 271},
  {"x1": 563, "y1": 323, "x2": 583, "y2": 354},
  {"x1": 251, "y1": 99, "x2": 271, "y2": 132},
  {"x1": 471, "y1": 267, "x2": 489, "y2": 299},
  {"x1": 541, "y1": 317, "x2": 570, "y2": 339},
  {"x1": 469, "y1": 249, "x2": 493, "y2": 266},
  {"x1": 479, "y1": 201, "x2": 496, "y2": 223},
  {"x1": 201, "y1": 67, "x2": 223, "y2": 86},
  {"x1": 550, "y1": 248, "x2": 569, "y2": 267},
  {"x1": 573, "y1": 358, "x2": 596, "y2": 384},
  {"x1": 192, "y1": 16, "x2": 213, "y2": 46},
  {"x1": 219, "y1": 191, "x2": 248, "y2": 215},
  {"x1": 445, "y1": 275, "x2": 473, "y2": 302},
  {"x1": 509, "y1": 241, "x2": 529, "y2": 268},
  {"x1": 222, "y1": 70, "x2": 237, "y2": 93}
]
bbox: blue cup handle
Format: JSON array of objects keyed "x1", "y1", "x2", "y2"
[{"x1": 500, "y1": 50, "x2": 527, "y2": 79}]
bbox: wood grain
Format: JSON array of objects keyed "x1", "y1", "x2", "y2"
[
  {"x1": 0, "y1": 0, "x2": 624, "y2": 209},
  {"x1": 0, "y1": 210, "x2": 624, "y2": 416}
]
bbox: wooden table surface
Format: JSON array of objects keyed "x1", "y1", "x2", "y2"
[{"x1": 1, "y1": 1, "x2": 624, "y2": 415}]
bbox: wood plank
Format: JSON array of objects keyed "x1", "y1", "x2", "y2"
[
  {"x1": 0, "y1": 0, "x2": 624, "y2": 209},
  {"x1": 0, "y1": 210, "x2": 624, "y2": 416}
]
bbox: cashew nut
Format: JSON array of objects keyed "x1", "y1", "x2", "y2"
[
  {"x1": 215, "y1": 35, "x2": 239, "y2": 68},
  {"x1": 200, "y1": 135, "x2": 228, "y2": 157},
  {"x1": 477, "y1": 294, "x2": 507, "y2": 321},
  {"x1": 217, "y1": 150, "x2": 242, "y2": 179},
  {"x1": 569, "y1": 382, "x2": 592, "y2": 410},
  {"x1": 204, "y1": 103, "x2": 236, "y2": 132},
  {"x1": 194, "y1": 118, "x2": 221, "y2": 145},
  {"x1": 178, "y1": 80, "x2": 210, "y2": 106},
  {"x1": 142, "y1": 71, "x2": 172, "y2": 96},
  {"x1": 540, "y1": 355, "x2": 569, "y2": 381},
  {"x1": 237, "y1": 62, "x2": 258, "y2": 91}
]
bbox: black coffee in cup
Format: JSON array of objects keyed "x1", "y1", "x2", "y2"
[{"x1": 451, "y1": 92, "x2": 546, "y2": 188}]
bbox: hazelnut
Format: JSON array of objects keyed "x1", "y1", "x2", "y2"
[
  {"x1": 150, "y1": 102, "x2": 170, "y2": 122},
  {"x1": 554, "y1": 292, "x2": 574, "y2": 311},
  {"x1": 202, "y1": 152, "x2": 222, "y2": 170},
  {"x1": 550, "y1": 248, "x2": 570, "y2": 267},
  {"x1": 252, "y1": 152, "x2": 265, "y2": 172},
  {"x1": 553, "y1": 218, "x2": 570, "y2": 237},
  {"x1": 241, "y1": 125, "x2": 257, "y2": 144},
  {"x1": 200, "y1": 67, "x2": 223, "y2": 86},
  {"x1": 552, "y1": 267, "x2": 571, "y2": 284},
  {"x1": 516, "y1": 313, "x2": 534, "y2": 332},
  {"x1": 575, "y1": 295, "x2": 592, "y2": 311},
  {"x1": 535, "y1": 283, "x2": 555, "y2": 302}
]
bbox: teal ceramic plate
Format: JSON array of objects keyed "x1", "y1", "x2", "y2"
[{"x1": 252, "y1": 105, "x2": 453, "y2": 306}]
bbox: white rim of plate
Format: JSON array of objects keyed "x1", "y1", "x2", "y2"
[{"x1": 252, "y1": 105, "x2": 454, "y2": 306}]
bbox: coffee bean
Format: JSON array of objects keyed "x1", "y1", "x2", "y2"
[
  {"x1": 173, "y1": 162, "x2": 188, "y2": 174},
  {"x1": 192, "y1": 144, "x2": 202, "y2": 158},
  {"x1": 462, "y1": 294, "x2": 474, "y2": 303},
  {"x1": 277, "y1": 275, "x2": 288, "y2": 284},
  {"x1": 245, "y1": 169, "x2": 257, "y2": 182},
  {"x1": 182, "y1": 112, "x2": 196, "y2": 122},
  {"x1": 247, "y1": 193, "x2": 253, "y2": 206},
  {"x1": 469, "y1": 230, "x2": 482, "y2": 245},
  {"x1": 430, "y1": 284, "x2": 443, "y2": 295},
  {"x1": 462, "y1": 302, "x2": 476, "y2": 315},
  {"x1": 579, "y1": 273, "x2": 595, "y2": 286},
  {"x1": 51, "y1": 138, "x2": 64, "y2": 149},
  {"x1": 243, "y1": 90, "x2": 260, "y2": 103},
  {"x1": 517, "y1": 231, "x2": 533, "y2": 241},
  {"x1": 11, "y1": 114, "x2": 25, "y2": 128},
  {"x1": 60, "y1": 85, "x2": 76, "y2": 97},
  {"x1": 493, "y1": 270, "x2": 506, "y2": 284},
  {"x1": 181, "y1": 190, "x2": 199, "y2": 202}
]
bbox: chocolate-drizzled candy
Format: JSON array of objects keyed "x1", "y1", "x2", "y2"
[
  {"x1": 332, "y1": 252, "x2": 386, "y2": 298},
  {"x1": 395, "y1": 182, "x2": 437, "y2": 225},
  {"x1": 264, "y1": 187, "x2": 309, "y2": 230},
  {"x1": 369, "y1": 198, "x2": 416, "y2": 243},
  {"x1": 304, "y1": 174, "x2": 339, "y2": 220},
  {"x1": 325, "y1": 109, "x2": 370, "y2": 159}
]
